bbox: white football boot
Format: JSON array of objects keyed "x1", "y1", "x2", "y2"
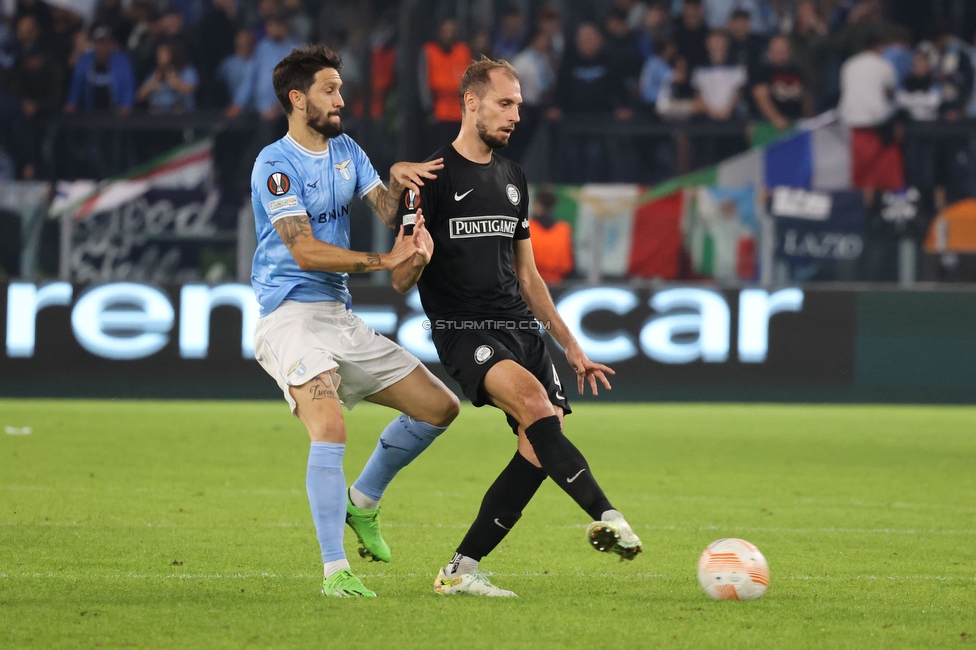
[
  {"x1": 586, "y1": 514, "x2": 643, "y2": 561},
  {"x1": 433, "y1": 568, "x2": 518, "y2": 597}
]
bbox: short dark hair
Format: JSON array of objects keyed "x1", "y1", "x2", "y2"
[
  {"x1": 272, "y1": 44, "x2": 342, "y2": 114},
  {"x1": 731, "y1": 8, "x2": 750, "y2": 20},
  {"x1": 458, "y1": 56, "x2": 519, "y2": 113}
]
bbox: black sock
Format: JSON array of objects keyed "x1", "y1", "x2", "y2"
[
  {"x1": 524, "y1": 415, "x2": 613, "y2": 521},
  {"x1": 456, "y1": 452, "x2": 547, "y2": 561}
]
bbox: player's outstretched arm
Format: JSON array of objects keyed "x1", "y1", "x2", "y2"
[
  {"x1": 274, "y1": 214, "x2": 420, "y2": 273},
  {"x1": 362, "y1": 159, "x2": 444, "y2": 228},
  {"x1": 391, "y1": 211, "x2": 432, "y2": 293},
  {"x1": 513, "y1": 238, "x2": 615, "y2": 396}
]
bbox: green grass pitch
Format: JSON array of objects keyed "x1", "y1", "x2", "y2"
[{"x1": 2, "y1": 400, "x2": 975, "y2": 649}]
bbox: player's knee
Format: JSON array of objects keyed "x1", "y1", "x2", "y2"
[
  {"x1": 436, "y1": 391, "x2": 461, "y2": 426},
  {"x1": 520, "y1": 391, "x2": 555, "y2": 427},
  {"x1": 306, "y1": 418, "x2": 347, "y2": 443},
  {"x1": 518, "y1": 441, "x2": 542, "y2": 468}
]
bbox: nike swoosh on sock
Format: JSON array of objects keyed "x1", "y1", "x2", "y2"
[{"x1": 566, "y1": 469, "x2": 587, "y2": 483}]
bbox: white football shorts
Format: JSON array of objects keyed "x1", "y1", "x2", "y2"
[{"x1": 254, "y1": 300, "x2": 419, "y2": 414}]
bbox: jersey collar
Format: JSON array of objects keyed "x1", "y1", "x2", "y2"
[{"x1": 284, "y1": 133, "x2": 330, "y2": 158}]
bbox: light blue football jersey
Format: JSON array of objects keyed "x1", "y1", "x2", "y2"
[{"x1": 250, "y1": 133, "x2": 383, "y2": 317}]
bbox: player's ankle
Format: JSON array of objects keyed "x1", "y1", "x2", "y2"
[
  {"x1": 349, "y1": 486, "x2": 380, "y2": 510},
  {"x1": 445, "y1": 552, "x2": 478, "y2": 576}
]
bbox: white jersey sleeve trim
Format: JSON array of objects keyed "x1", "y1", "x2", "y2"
[
  {"x1": 357, "y1": 177, "x2": 384, "y2": 199},
  {"x1": 269, "y1": 210, "x2": 308, "y2": 224}
]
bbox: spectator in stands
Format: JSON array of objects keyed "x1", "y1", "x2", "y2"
[
  {"x1": 616, "y1": 0, "x2": 647, "y2": 32},
  {"x1": 333, "y1": 28, "x2": 365, "y2": 116},
  {"x1": 136, "y1": 40, "x2": 198, "y2": 113},
  {"x1": 13, "y1": 14, "x2": 64, "y2": 118},
  {"x1": 419, "y1": 17, "x2": 471, "y2": 150},
  {"x1": 529, "y1": 189, "x2": 573, "y2": 285},
  {"x1": 637, "y1": 1, "x2": 671, "y2": 61},
  {"x1": 64, "y1": 25, "x2": 135, "y2": 116},
  {"x1": 493, "y1": 7, "x2": 525, "y2": 61},
  {"x1": 536, "y1": 4, "x2": 564, "y2": 68},
  {"x1": 638, "y1": 35, "x2": 676, "y2": 116},
  {"x1": 194, "y1": 0, "x2": 240, "y2": 108},
  {"x1": 11, "y1": 14, "x2": 63, "y2": 178},
  {"x1": 604, "y1": 7, "x2": 644, "y2": 101},
  {"x1": 930, "y1": 21, "x2": 974, "y2": 121},
  {"x1": 656, "y1": 55, "x2": 699, "y2": 121},
  {"x1": 838, "y1": 31, "x2": 903, "y2": 191},
  {"x1": 693, "y1": 30, "x2": 746, "y2": 121},
  {"x1": 226, "y1": 13, "x2": 299, "y2": 121},
  {"x1": 726, "y1": 9, "x2": 764, "y2": 72},
  {"x1": 47, "y1": 8, "x2": 82, "y2": 73},
  {"x1": 217, "y1": 29, "x2": 255, "y2": 109},
  {"x1": 672, "y1": 0, "x2": 778, "y2": 34},
  {"x1": 883, "y1": 25, "x2": 913, "y2": 87},
  {"x1": 283, "y1": 0, "x2": 313, "y2": 45},
  {"x1": 832, "y1": 0, "x2": 888, "y2": 63},
  {"x1": 929, "y1": 20, "x2": 976, "y2": 201},
  {"x1": 124, "y1": 0, "x2": 159, "y2": 83},
  {"x1": 14, "y1": 0, "x2": 50, "y2": 33},
  {"x1": 92, "y1": 0, "x2": 130, "y2": 47},
  {"x1": 637, "y1": 36, "x2": 678, "y2": 181},
  {"x1": 692, "y1": 29, "x2": 748, "y2": 163},
  {"x1": 367, "y1": 22, "x2": 396, "y2": 121},
  {"x1": 469, "y1": 28, "x2": 493, "y2": 61},
  {"x1": 507, "y1": 29, "x2": 554, "y2": 162},
  {"x1": 897, "y1": 49, "x2": 939, "y2": 194},
  {"x1": 750, "y1": 36, "x2": 812, "y2": 132},
  {"x1": 897, "y1": 49, "x2": 939, "y2": 121},
  {"x1": 673, "y1": 0, "x2": 708, "y2": 70},
  {"x1": 549, "y1": 23, "x2": 631, "y2": 182},
  {"x1": 788, "y1": 0, "x2": 829, "y2": 110}
]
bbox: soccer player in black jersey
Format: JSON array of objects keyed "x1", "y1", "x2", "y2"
[{"x1": 392, "y1": 58, "x2": 642, "y2": 597}]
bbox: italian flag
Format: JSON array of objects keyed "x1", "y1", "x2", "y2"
[
  {"x1": 50, "y1": 139, "x2": 214, "y2": 220},
  {"x1": 540, "y1": 184, "x2": 756, "y2": 282}
]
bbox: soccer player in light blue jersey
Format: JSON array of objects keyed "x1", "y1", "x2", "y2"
[{"x1": 250, "y1": 44, "x2": 458, "y2": 597}]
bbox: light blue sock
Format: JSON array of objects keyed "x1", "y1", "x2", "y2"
[
  {"x1": 307, "y1": 441, "x2": 346, "y2": 563},
  {"x1": 352, "y1": 414, "x2": 448, "y2": 502}
]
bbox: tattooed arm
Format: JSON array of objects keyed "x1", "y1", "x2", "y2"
[
  {"x1": 362, "y1": 158, "x2": 444, "y2": 228},
  {"x1": 273, "y1": 214, "x2": 419, "y2": 273}
]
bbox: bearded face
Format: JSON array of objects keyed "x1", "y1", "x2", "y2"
[
  {"x1": 305, "y1": 94, "x2": 344, "y2": 138},
  {"x1": 475, "y1": 111, "x2": 513, "y2": 149}
]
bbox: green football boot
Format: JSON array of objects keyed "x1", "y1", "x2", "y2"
[
  {"x1": 321, "y1": 569, "x2": 376, "y2": 597},
  {"x1": 345, "y1": 493, "x2": 392, "y2": 563}
]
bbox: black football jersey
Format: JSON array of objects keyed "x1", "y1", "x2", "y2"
[{"x1": 396, "y1": 144, "x2": 534, "y2": 328}]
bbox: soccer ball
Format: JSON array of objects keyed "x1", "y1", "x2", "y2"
[{"x1": 697, "y1": 538, "x2": 769, "y2": 601}]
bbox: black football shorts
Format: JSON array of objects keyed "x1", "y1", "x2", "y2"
[{"x1": 433, "y1": 327, "x2": 572, "y2": 434}]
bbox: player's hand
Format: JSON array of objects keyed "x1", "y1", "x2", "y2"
[
  {"x1": 412, "y1": 209, "x2": 433, "y2": 265},
  {"x1": 565, "y1": 343, "x2": 615, "y2": 396},
  {"x1": 387, "y1": 220, "x2": 425, "y2": 268},
  {"x1": 391, "y1": 158, "x2": 443, "y2": 195}
]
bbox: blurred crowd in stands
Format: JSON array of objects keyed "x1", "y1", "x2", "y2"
[{"x1": 1, "y1": 0, "x2": 975, "y2": 199}]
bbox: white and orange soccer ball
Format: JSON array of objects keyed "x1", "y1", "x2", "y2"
[{"x1": 697, "y1": 538, "x2": 769, "y2": 601}]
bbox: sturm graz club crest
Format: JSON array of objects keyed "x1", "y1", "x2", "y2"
[
  {"x1": 268, "y1": 172, "x2": 290, "y2": 196},
  {"x1": 474, "y1": 345, "x2": 494, "y2": 365},
  {"x1": 506, "y1": 184, "x2": 520, "y2": 205}
]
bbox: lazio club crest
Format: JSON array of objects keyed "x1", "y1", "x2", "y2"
[{"x1": 335, "y1": 159, "x2": 352, "y2": 181}]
